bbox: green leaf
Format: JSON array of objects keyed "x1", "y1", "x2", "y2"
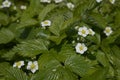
[
  {"x1": 38, "y1": 4, "x2": 57, "y2": 22},
  {"x1": 0, "y1": 28, "x2": 14, "y2": 44},
  {"x1": 111, "y1": 54, "x2": 120, "y2": 79},
  {"x1": 81, "y1": 67, "x2": 108, "y2": 80},
  {"x1": 49, "y1": 14, "x2": 75, "y2": 36},
  {"x1": 20, "y1": 0, "x2": 42, "y2": 21},
  {"x1": 65, "y1": 55, "x2": 91, "y2": 77},
  {"x1": 38, "y1": 51, "x2": 61, "y2": 70},
  {"x1": 115, "y1": 10, "x2": 120, "y2": 28},
  {"x1": 37, "y1": 50, "x2": 76, "y2": 79},
  {"x1": 86, "y1": 33, "x2": 101, "y2": 45},
  {"x1": 100, "y1": 3, "x2": 113, "y2": 14},
  {"x1": 73, "y1": 1, "x2": 88, "y2": 17},
  {"x1": 8, "y1": 23, "x2": 32, "y2": 42},
  {"x1": 73, "y1": 0, "x2": 96, "y2": 17},
  {"x1": 89, "y1": 12, "x2": 107, "y2": 29},
  {"x1": 61, "y1": 17, "x2": 77, "y2": 31},
  {"x1": 17, "y1": 18, "x2": 38, "y2": 29},
  {"x1": 58, "y1": 44, "x2": 75, "y2": 62},
  {"x1": 13, "y1": 39, "x2": 49, "y2": 57},
  {"x1": 0, "y1": 78, "x2": 5, "y2": 80},
  {"x1": 0, "y1": 12, "x2": 9, "y2": 25},
  {"x1": 49, "y1": 15, "x2": 64, "y2": 36},
  {"x1": 111, "y1": 45, "x2": 120, "y2": 59},
  {"x1": 1, "y1": 50, "x2": 16, "y2": 60},
  {"x1": 48, "y1": 33, "x2": 66, "y2": 45},
  {"x1": 37, "y1": 50, "x2": 77, "y2": 80},
  {"x1": 96, "y1": 50, "x2": 109, "y2": 67},
  {"x1": 48, "y1": 15, "x2": 75, "y2": 45},
  {"x1": 0, "y1": 63, "x2": 28, "y2": 80},
  {"x1": 31, "y1": 66, "x2": 77, "y2": 80}
]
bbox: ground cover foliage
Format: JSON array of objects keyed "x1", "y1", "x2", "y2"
[{"x1": 0, "y1": 0, "x2": 120, "y2": 80}]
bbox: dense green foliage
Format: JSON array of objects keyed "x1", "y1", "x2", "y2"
[{"x1": 0, "y1": 0, "x2": 120, "y2": 80}]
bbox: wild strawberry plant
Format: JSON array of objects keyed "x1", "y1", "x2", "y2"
[{"x1": 0, "y1": 0, "x2": 120, "y2": 80}]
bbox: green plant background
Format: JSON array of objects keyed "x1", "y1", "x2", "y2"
[{"x1": 0, "y1": 0, "x2": 120, "y2": 80}]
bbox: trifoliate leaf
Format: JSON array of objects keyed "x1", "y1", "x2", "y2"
[
  {"x1": 31, "y1": 66, "x2": 77, "y2": 80},
  {"x1": 0, "y1": 63, "x2": 28, "y2": 80},
  {"x1": 13, "y1": 39, "x2": 49, "y2": 57},
  {"x1": 65, "y1": 55, "x2": 92, "y2": 77}
]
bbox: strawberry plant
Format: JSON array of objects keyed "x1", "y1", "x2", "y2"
[{"x1": 0, "y1": 0, "x2": 120, "y2": 80}]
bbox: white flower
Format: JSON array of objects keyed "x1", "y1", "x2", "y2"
[
  {"x1": 75, "y1": 43, "x2": 87, "y2": 54},
  {"x1": 66, "y1": 2, "x2": 75, "y2": 10},
  {"x1": 96, "y1": 0, "x2": 102, "y2": 3},
  {"x1": 27, "y1": 61, "x2": 38, "y2": 73},
  {"x1": 40, "y1": 0, "x2": 51, "y2": 3},
  {"x1": 104, "y1": 27, "x2": 113, "y2": 36},
  {"x1": 20, "y1": 5, "x2": 27, "y2": 10},
  {"x1": 78, "y1": 26, "x2": 89, "y2": 37},
  {"x1": 41, "y1": 20, "x2": 51, "y2": 27},
  {"x1": 13, "y1": 61, "x2": 24, "y2": 68},
  {"x1": 88, "y1": 29, "x2": 95, "y2": 36},
  {"x1": 109, "y1": 0, "x2": 115, "y2": 4},
  {"x1": 54, "y1": 0, "x2": 63, "y2": 3},
  {"x1": 2, "y1": 0, "x2": 11, "y2": 8}
]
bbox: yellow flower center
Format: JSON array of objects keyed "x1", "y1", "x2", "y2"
[
  {"x1": 5, "y1": 2, "x2": 9, "y2": 5},
  {"x1": 44, "y1": 21, "x2": 49, "y2": 24},
  {"x1": 16, "y1": 62, "x2": 21, "y2": 66},
  {"x1": 81, "y1": 30, "x2": 86, "y2": 34},
  {"x1": 30, "y1": 64, "x2": 35, "y2": 69},
  {"x1": 106, "y1": 29, "x2": 110, "y2": 33},
  {"x1": 109, "y1": 0, "x2": 113, "y2": 3},
  {"x1": 79, "y1": 46, "x2": 83, "y2": 50}
]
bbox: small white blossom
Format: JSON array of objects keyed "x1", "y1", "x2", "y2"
[
  {"x1": 13, "y1": 6, "x2": 17, "y2": 10},
  {"x1": 109, "y1": 0, "x2": 115, "y2": 4},
  {"x1": 27, "y1": 61, "x2": 38, "y2": 73},
  {"x1": 75, "y1": 26, "x2": 79, "y2": 30},
  {"x1": 75, "y1": 43, "x2": 87, "y2": 54},
  {"x1": 77, "y1": 37, "x2": 79, "y2": 41},
  {"x1": 104, "y1": 27, "x2": 113, "y2": 36},
  {"x1": 16, "y1": 19, "x2": 20, "y2": 23},
  {"x1": 40, "y1": 0, "x2": 51, "y2": 3},
  {"x1": 72, "y1": 40, "x2": 75, "y2": 44},
  {"x1": 13, "y1": 61, "x2": 24, "y2": 68},
  {"x1": 54, "y1": 0, "x2": 63, "y2": 3},
  {"x1": 67, "y1": 2, "x2": 75, "y2": 10},
  {"x1": 20, "y1": 5, "x2": 27, "y2": 10},
  {"x1": 96, "y1": 0, "x2": 102, "y2": 3},
  {"x1": 2, "y1": 0, "x2": 11, "y2": 8},
  {"x1": 78, "y1": 26, "x2": 89, "y2": 37},
  {"x1": 41, "y1": 20, "x2": 51, "y2": 27},
  {"x1": 88, "y1": 29, "x2": 95, "y2": 36},
  {"x1": 52, "y1": 69, "x2": 57, "y2": 72}
]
